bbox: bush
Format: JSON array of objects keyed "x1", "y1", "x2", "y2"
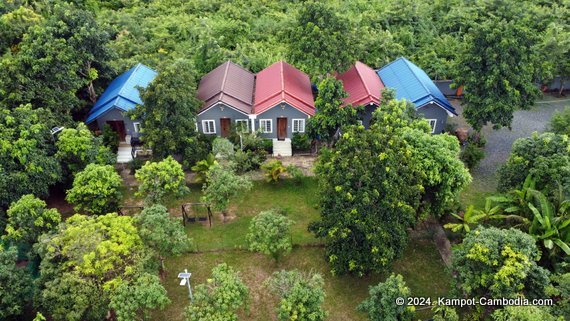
[
  {"x1": 241, "y1": 131, "x2": 266, "y2": 152},
  {"x1": 128, "y1": 157, "x2": 144, "y2": 175},
  {"x1": 358, "y1": 274, "x2": 415, "y2": 321},
  {"x1": 183, "y1": 134, "x2": 214, "y2": 168},
  {"x1": 66, "y1": 164, "x2": 123, "y2": 215},
  {"x1": 261, "y1": 160, "x2": 286, "y2": 182},
  {"x1": 291, "y1": 133, "x2": 311, "y2": 151},
  {"x1": 246, "y1": 210, "x2": 293, "y2": 261},
  {"x1": 135, "y1": 156, "x2": 189, "y2": 204},
  {"x1": 286, "y1": 164, "x2": 304, "y2": 183},
  {"x1": 212, "y1": 137, "x2": 235, "y2": 159},
  {"x1": 101, "y1": 124, "x2": 119, "y2": 153},
  {"x1": 231, "y1": 149, "x2": 267, "y2": 174},
  {"x1": 461, "y1": 143, "x2": 485, "y2": 169},
  {"x1": 261, "y1": 138, "x2": 273, "y2": 153},
  {"x1": 550, "y1": 106, "x2": 570, "y2": 136}
]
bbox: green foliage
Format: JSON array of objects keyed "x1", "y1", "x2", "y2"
[
  {"x1": 135, "y1": 156, "x2": 189, "y2": 204},
  {"x1": 134, "y1": 204, "x2": 191, "y2": 270},
  {"x1": 246, "y1": 210, "x2": 293, "y2": 261},
  {"x1": 230, "y1": 149, "x2": 267, "y2": 174},
  {"x1": 286, "y1": 164, "x2": 304, "y2": 183},
  {"x1": 201, "y1": 164, "x2": 252, "y2": 215},
  {"x1": 0, "y1": 2, "x2": 113, "y2": 119},
  {"x1": 540, "y1": 22, "x2": 570, "y2": 96},
  {"x1": 66, "y1": 164, "x2": 123, "y2": 215},
  {"x1": 357, "y1": 274, "x2": 415, "y2": 321},
  {"x1": 454, "y1": 1, "x2": 541, "y2": 130},
  {"x1": 0, "y1": 245, "x2": 33, "y2": 320},
  {"x1": 185, "y1": 263, "x2": 249, "y2": 321},
  {"x1": 311, "y1": 97, "x2": 469, "y2": 275},
  {"x1": 431, "y1": 304, "x2": 459, "y2": 321},
  {"x1": 55, "y1": 123, "x2": 115, "y2": 177},
  {"x1": 550, "y1": 107, "x2": 570, "y2": 136},
  {"x1": 451, "y1": 226, "x2": 550, "y2": 299},
  {"x1": 285, "y1": 1, "x2": 354, "y2": 77},
  {"x1": 306, "y1": 76, "x2": 359, "y2": 145},
  {"x1": 35, "y1": 213, "x2": 151, "y2": 321},
  {"x1": 191, "y1": 153, "x2": 218, "y2": 184},
  {"x1": 128, "y1": 157, "x2": 144, "y2": 175},
  {"x1": 265, "y1": 270, "x2": 326, "y2": 321},
  {"x1": 3, "y1": 194, "x2": 61, "y2": 249},
  {"x1": 212, "y1": 137, "x2": 235, "y2": 159},
  {"x1": 109, "y1": 273, "x2": 170, "y2": 321},
  {"x1": 101, "y1": 123, "x2": 119, "y2": 153},
  {"x1": 261, "y1": 160, "x2": 287, "y2": 183},
  {"x1": 128, "y1": 59, "x2": 201, "y2": 158},
  {"x1": 461, "y1": 142, "x2": 485, "y2": 169},
  {"x1": 0, "y1": 105, "x2": 61, "y2": 211},
  {"x1": 498, "y1": 132, "x2": 570, "y2": 195},
  {"x1": 551, "y1": 273, "x2": 570, "y2": 319},
  {"x1": 183, "y1": 134, "x2": 214, "y2": 168},
  {"x1": 492, "y1": 306, "x2": 560, "y2": 321},
  {"x1": 291, "y1": 133, "x2": 311, "y2": 151},
  {"x1": 0, "y1": 6, "x2": 42, "y2": 51}
]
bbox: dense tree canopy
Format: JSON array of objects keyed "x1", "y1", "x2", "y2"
[
  {"x1": 66, "y1": 163, "x2": 123, "y2": 215},
  {"x1": 0, "y1": 245, "x2": 33, "y2": 320},
  {"x1": 135, "y1": 156, "x2": 189, "y2": 204},
  {"x1": 358, "y1": 274, "x2": 415, "y2": 321},
  {"x1": 129, "y1": 59, "x2": 202, "y2": 157},
  {"x1": 246, "y1": 210, "x2": 293, "y2": 262}
]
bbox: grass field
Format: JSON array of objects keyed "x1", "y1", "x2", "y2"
[{"x1": 127, "y1": 177, "x2": 451, "y2": 320}]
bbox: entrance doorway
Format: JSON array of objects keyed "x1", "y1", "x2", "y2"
[
  {"x1": 106, "y1": 120, "x2": 126, "y2": 141},
  {"x1": 277, "y1": 117, "x2": 287, "y2": 140},
  {"x1": 220, "y1": 118, "x2": 231, "y2": 137}
]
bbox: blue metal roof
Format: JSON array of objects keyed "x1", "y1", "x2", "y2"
[
  {"x1": 377, "y1": 57, "x2": 457, "y2": 116},
  {"x1": 86, "y1": 64, "x2": 158, "y2": 124}
]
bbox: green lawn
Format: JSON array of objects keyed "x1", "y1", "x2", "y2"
[{"x1": 125, "y1": 176, "x2": 451, "y2": 320}]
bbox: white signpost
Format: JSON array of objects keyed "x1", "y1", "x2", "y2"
[{"x1": 178, "y1": 269, "x2": 193, "y2": 301}]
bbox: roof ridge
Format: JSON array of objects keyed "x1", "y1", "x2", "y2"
[
  {"x1": 219, "y1": 61, "x2": 231, "y2": 101},
  {"x1": 402, "y1": 58, "x2": 430, "y2": 97},
  {"x1": 280, "y1": 61, "x2": 285, "y2": 101},
  {"x1": 117, "y1": 63, "x2": 142, "y2": 99},
  {"x1": 355, "y1": 61, "x2": 375, "y2": 100}
]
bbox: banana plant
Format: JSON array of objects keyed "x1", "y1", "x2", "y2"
[
  {"x1": 444, "y1": 205, "x2": 487, "y2": 233},
  {"x1": 528, "y1": 189, "x2": 570, "y2": 256},
  {"x1": 191, "y1": 153, "x2": 218, "y2": 184},
  {"x1": 502, "y1": 175, "x2": 536, "y2": 219}
]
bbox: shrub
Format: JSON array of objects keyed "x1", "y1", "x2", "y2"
[
  {"x1": 128, "y1": 157, "x2": 144, "y2": 175},
  {"x1": 231, "y1": 149, "x2": 267, "y2": 174},
  {"x1": 550, "y1": 106, "x2": 570, "y2": 136},
  {"x1": 101, "y1": 124, "x2": 119, "y2": 153},
  {"x1": 212, "y1": 137, "x2": 235, "y2": 159},
  {"x1": 66, "y1": 164, "x2": 123, "y2": 215},
  {"x1": 358, "y1": 274, "x2": 415, "y2": 321},
  {"x1": 461, "y1": 142, "x2": 485, "y2": 169},
  {"x1": 291, "y1": 133, "x2": 311, "y2": 151},
  {"x1": 246, "y1": 210, "x2": 293, "y2": 261},
  {"x1": 261, "y1": 138, "x2": 273, "y2": 153},
  {"x1": 286, "y1": 164, "x2": 304, "y2": 183},
  {"x1": 135, "y1": 156, "x2": 189, "y2": 204},
  {"x1": 191, "y1": 153, "x2": 217, "y2": 184},
  {"x1": 265, "y1": 270, "x2": 326, "y2": 321},
  {"x1": 183, "y1": 134, "x2": 214, "y2": 168},
  {"x1": 261, "y1": 160, "x2": 286, "y2": 182}
]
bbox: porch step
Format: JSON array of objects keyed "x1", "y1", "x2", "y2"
[
  {"x1": 272, "y1": 139, "x2": 292, "y2": 157},
  {"x1": 117, "y1": 144, "x2": 133, "y2": 163}
]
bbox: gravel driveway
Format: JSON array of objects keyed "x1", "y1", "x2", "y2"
[{"x1": 449, "y1": 96, "x2": 569, "y2": 190}]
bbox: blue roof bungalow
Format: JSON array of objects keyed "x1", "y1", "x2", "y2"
[
  {"x1": 377, "y1": 57, "x2": 457, "y2": 134},
  {"x1": 85, "y1": 64, "x2": 157, "y2": 141}
]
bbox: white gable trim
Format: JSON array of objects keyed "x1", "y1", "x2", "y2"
[
  {"x1": 417, "y1": 101, "x2": 456, "y2": 117},
  {"x1": 197, "y1": 102, "x2": 249, "y2": 117}
]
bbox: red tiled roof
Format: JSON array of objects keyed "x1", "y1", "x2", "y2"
[
  {"x1": 197, "y1": 61, "x2": 255, "y2": 114},
  {"x1": 253, "y1": 61, "x2": 315, "y2": 116},
  {"x1": 336, "y1": 61, "x2": 384, "y2": 107}
]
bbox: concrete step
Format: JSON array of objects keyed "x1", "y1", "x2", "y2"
[
  {"x1": 272, "y1": 139, "x2": 292, "y2": 157},
  {"x1": 117, "y1": 146, "x2": 133, "y2": 163}
]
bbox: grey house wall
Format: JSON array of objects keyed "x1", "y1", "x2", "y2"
[
  {"x1": 255, "y1": 103, "x2": 309, "y2": 139},
  {"x1": 196, "y1": 103, "x2": 249, "y2": 136},
  {"x1": 95, "y1": 108, "x2": 139, "y2": 138},
  {"x1": 416, "y1": 103, "x2": 449, "y2": 134}
]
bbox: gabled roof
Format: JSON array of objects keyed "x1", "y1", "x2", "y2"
[
  {"x1": 197, "y1": 61, "x2": 255, "y2": 115},
  {"x1": 377, "y1": 57, "x2": 457, "y2": 116},
  {"x1": 86, "y1": 64, "x2": 158, "y2": 124},
  {"x1": 253, "y1": 61, "x2": 315, "y2": 116},
  {"x1": 336, "y1": 61, "x2": 385, "y2": 107}
]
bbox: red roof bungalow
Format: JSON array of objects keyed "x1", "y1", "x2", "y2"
[
  {"x1": 196, "y1": 61, "x2": 255, "y2": 137},
  {"x1": 336, "y1": 61, "x2": 385, "y2": 128},
  {"x1": 252, "y1": 61, "x2": 315, "y2": 144}
]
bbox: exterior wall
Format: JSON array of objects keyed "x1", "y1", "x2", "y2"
[
  {"x1": 358, "y1": 103, "x2": 378, "y2": 129},
  {"x1": 196, "y1": 103, "x2": 249, "y2": 136},
  {"x1": 95, "y1": 108, "x2": 139, "y2": 139},
  {"x1": 255, "y1": 103, "x2": 309, "y2": 139},
  {"x1": 416, "y1": 103, "x2": 449, "y2": 134}
]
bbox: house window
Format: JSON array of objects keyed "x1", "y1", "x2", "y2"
[
  {"x1": 292, "y1": 119, "x2": 305, "y2": 133},
  {"x1": 202, "y1": 120, "x2": 216, "y2": 134},
  {"x1": 133, "y1": 122, "x2": 141, "y2": 133},
  {"x1": 427, "y1": 119, "x2": 437, "y2": 133},
  {"x1": 235, "y1": 119, "x2": 249, "y2": 133},
  {"x1": 259, "y1": 119, "x2": 272, "y2": 133}
]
